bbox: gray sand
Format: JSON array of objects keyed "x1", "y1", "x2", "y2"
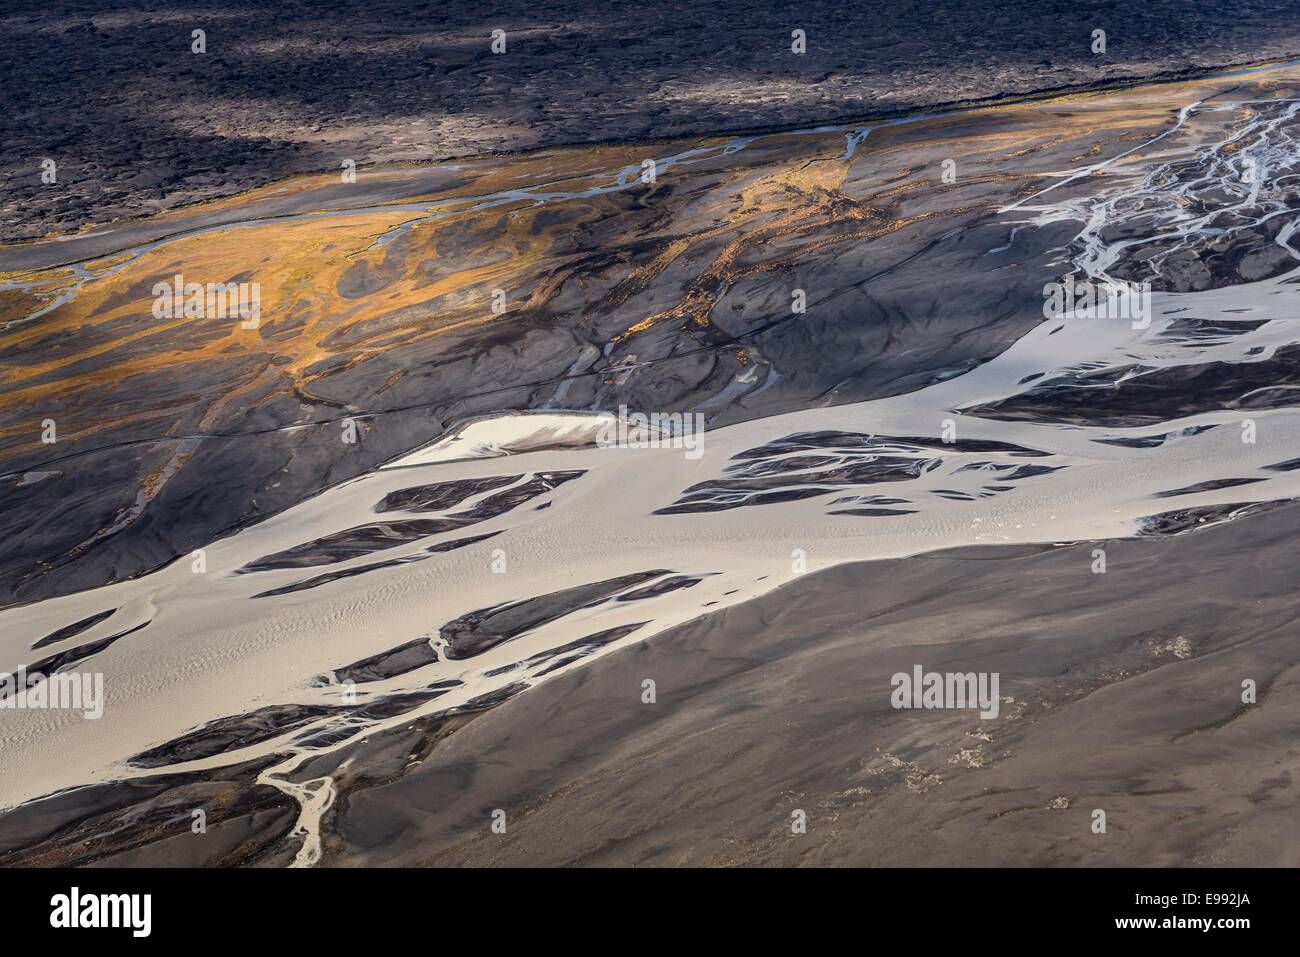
[
  {"x1": 4, "y1": 1, "x2": 1300, "y2": 241},
  {"x1": 319, "y1": 502, "x2": 1300, "y2": 867}
]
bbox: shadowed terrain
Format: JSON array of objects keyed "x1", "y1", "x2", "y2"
[{"x1": 4, "y1": 0, "x2": 1300, "y2": 240}]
